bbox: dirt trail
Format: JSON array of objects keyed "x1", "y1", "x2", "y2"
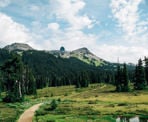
[{"x1": 18, "y1": 103, "x2": 42, "y2": 122}]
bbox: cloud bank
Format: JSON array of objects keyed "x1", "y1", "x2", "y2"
[
  {"x1": 0, "y1": 0, "x2": 148, "y2": 63},
  {"x1": 0, "y1": 12, "x2": 33, "y2": 47}
]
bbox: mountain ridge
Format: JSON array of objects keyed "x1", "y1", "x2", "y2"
[
  {"x1": 3, "y1": 43, "x2": 34, "y2": 51},
  {"x1": 3, "y1": 43, "x2": 105, "y2": 66}
]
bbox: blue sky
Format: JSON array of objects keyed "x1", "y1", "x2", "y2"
[{"x1": 0, "y1": 0, "x2": 148, "y2": 63}]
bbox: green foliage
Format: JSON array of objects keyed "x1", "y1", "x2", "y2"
[
  {"x1": 1, "y1": 54, "x2": 24, "y2": 102},
  {"x1": 122, "y1": 63, "x2": 130, "y2": 92},
  {"x1": 115, "y1": 63, "x2": 130, "y2": 92},
  {"x1": 0, "y1": 72, "x2": 2, "y2": 98},
  {"x1": 115, "y1": 65, "x2": 122, "y2": 92},
  {"x1": 144, "y1": 57, "x2": 148, "y2": 85},
  {"x1": 0, "y1": 49, "x2": 136, "y2": 93},
  {"x1": 50, "y1": 99, "x2": 57, "y2": 110},
  {"x1": 76, "y1": 71, "x2": 90, "y2": 88},
  {"x1": 134, "y1": 59, "x2": 147, "y2": 90},
  {"x1": 25, "y1": 66, "x2": 37, "y2": 95},
  {"x1": 1, "y1": 53, "x2": 37, "y2": 102},
  {"x1": 22, "y1": 50, "x2": 102, "y2": 88}
]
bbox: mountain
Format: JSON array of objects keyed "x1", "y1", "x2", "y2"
[
  {"x1": 49, "y1": 47, "x2": 105, "y2": 66},
  {"x1": 3, "y1": 43, "x2": 106, "y2": 66},
  {"x1": 0, "y1": 49, "x2": 105, "y2": 88},
  {"x1": 70, "y1": 48, "x2": 105, "y2": 66},
  {"x1": 2, "y1": 43, "x2": 135, "y2": 69},
  {"x1": 3, "y1": 43, "x2": 33, "y2": 51},
  {"x1": 0, "y1": 43, "x2": 135, "y2": 88}
]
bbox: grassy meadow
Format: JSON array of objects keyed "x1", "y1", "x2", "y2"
[
  {"x1": 0, "y1": 84, "x2": 148, "y2": 122},
  {"x1": 33, "y1": 84, "x2": 148, "y2": 122}
]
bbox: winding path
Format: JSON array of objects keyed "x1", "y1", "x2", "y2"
[{"x1": 18, "y1": 103, "x2": 42, "y2": 122}]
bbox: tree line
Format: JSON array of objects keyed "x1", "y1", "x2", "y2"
[
  {"x1": 0, "y1": 49, "x2": 147, "y2": 102},
  {"x1": 0, "y1": 54, "x2": 36, "y2": 102},
  {"x1": 0, "y1": 50, "x2": 115, "y2": 102},
  {"x1": 115, "y1": 58, "x2": 148, "y2": 92}
]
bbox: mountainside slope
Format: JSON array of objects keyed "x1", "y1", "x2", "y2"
[
  {"x1": 3, "y1": 43, "x2": 106, "y2": 66},
  {"x1": 48, "y1": 47, "x2": 105, "y2": 66},
  {"x1": 1, "y1": 43, "x2": 135, "y2": 70},
  {"x1": 0, "y1": 46, "x2": 135, "y2": 89}
]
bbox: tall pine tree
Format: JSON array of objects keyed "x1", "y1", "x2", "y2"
[
  {"x1": 115, "y1": 63, "x2": 130, "y2": 92},
  {"x1": 115, "y1": 65, "x2": 122, "y2": 92},
  {"x1": 122, "y1": 63, "x2": 130, "y2": 92},
  {"x1": 144, "y1": 57, "x2": 148, "y2": 85},
  {"x1": 1, "y1": 55, "x2": 25, "y2": 102},
  {"x1": 134, "y1": 59, "x2": 147, "y2": 90},
  {"x1": 0, "y1": 71, "x2": 2, "y2": 98},
  {"x1": 24, "y1": 66, "x2": 37, "y2": 95}
]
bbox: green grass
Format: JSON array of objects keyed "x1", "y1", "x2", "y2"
[
  {"x1": 71, "y1": 53, "x2": 104, "y2": 66},
  {"x1": 0, "y1": 83, "x2": 148, "y2": 122},
  {"x1": 0, "y1": 101, "x2": 33, "y2": 122},
  {"x1": 0, "y1": 97, "x2": 43, "y2": 122},
  {"x1": 33, "y1": 84, "x2": 148, "y2": 122}
]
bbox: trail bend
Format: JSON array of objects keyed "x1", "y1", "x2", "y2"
[{"x1": 18, "y1": 103, "x2": 42, "y2": 122}]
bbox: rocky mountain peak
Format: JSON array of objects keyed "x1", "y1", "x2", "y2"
[
  {"x1": 72, "y1": 47, "x2": 91, "y2": 54},
  {"x1": 3, "y1": 43, "x2": 33, "y2": 51}
]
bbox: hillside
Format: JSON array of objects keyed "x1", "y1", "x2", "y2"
[
  {"x1": 0, "y1": 43, "x2": 135, "y2": 89},
  {"x1": 2, "y1": 43, "x2": 106, "y2": 66},
  {"x1": 49, "y1": 47, "x2": 105, "y2": 66},
  {"x1": 0, "y1": 49, "x2": 111, "y2": 89}
]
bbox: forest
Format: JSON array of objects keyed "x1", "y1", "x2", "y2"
[{"x1": 0, "y1": 48, "x2": 147, "y2": 103}]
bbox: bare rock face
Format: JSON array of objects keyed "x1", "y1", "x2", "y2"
[{"x1": 3, "y1": 43, "x2": 33, "y2": 51}]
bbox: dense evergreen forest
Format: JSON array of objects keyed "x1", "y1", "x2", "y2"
[{"x1": 0, "y1": 49, "x2": 147, "y2": 102}]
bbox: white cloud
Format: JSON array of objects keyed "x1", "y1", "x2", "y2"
[
  {"x1": 108, "y1": 0, "x2": 148, "y2": 63},
  {"x1": 0, "y1": 12, "x2": 33, "y2": 47},
  {"x1": 35, "y1": 0, "x2": 97, "y2": 52},
  {"x1": 0, "y1": 0, "x2": 10, "y2": 7},
  {"x1": 110, "y1": 0, "x2": 142, "y2": 36},
  {"x1": 39, "y1": 0, "x2": 148, "y2": 63},
  {"x1": 50, "y1": 0, "x2": 95, "y2": 30},
  {"x1": 40, "y1": 29, "x2": 97, "y2": 51},
  {"x1": 93, "y1": 44, "x2": 148, "y2": 63},
  {"x1": 36, "y1": 0, "x2": 96, "y2": 50},
  {"x1": 48, "y1": 23, "x2": 60, "y2": 31},
  {"x1": 1, "y1": 0, "x2": 148, "y2": 64},
  {"x1": 110, "y1": 0, "x2": 148, "y2": 43}
]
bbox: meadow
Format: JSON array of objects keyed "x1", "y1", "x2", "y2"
[
  {"x1": 0, "y1": 83, "x2": 148, "y2": 122},
  {"x1": 34, "y1": 84, "x2": 148, "y2": 122}
]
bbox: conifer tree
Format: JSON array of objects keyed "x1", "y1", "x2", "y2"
[
  {"x1": 122, "y1": 63, "x2": 130, "y2": 92},
  {"x1": 115, "y1": 65, "x2": 121, "y2": 92},
  {"x1": 134, "y1": 59, "x2": 147, "y2": 90},
  {"x1": 144, "y1": 57, "x2": 148, "y2": 85},
  {"x1": 80, "y1": 71, "x2": 89, "y2": 87},
  {"x1": 115, "y1": 63, "x2": 130, "y2": 92},
  {"x1": 1, "y1": 55, "x2": 24, "y2": 102},
  {"x1": 27, "y1": 69, "x2": 37, "y2": 95},
  {"x1": 134, "y1": 65, "x2": 138, "y2": 89},
  {"x1": 75, "y1": 71, "x2": 89, "y2": 88},
  {"x1": 0, "y1": 72, "x2": 2, "y2": 98}
]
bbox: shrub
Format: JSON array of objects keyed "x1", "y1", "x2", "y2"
[
  {"x1": 50, "y1": 99, "x2": 57, "y2": 110},
  {"x1": 57, "y1": 98, "x2": 61, "y2": 102}
]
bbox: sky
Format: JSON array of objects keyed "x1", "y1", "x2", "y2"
[{"x1": 0, "y1": 0, "x2": 148, "y2": 63}]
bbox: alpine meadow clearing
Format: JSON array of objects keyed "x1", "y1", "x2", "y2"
[{"x1": 0, "y1": 84, "x2": 148, "y2": 122}]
